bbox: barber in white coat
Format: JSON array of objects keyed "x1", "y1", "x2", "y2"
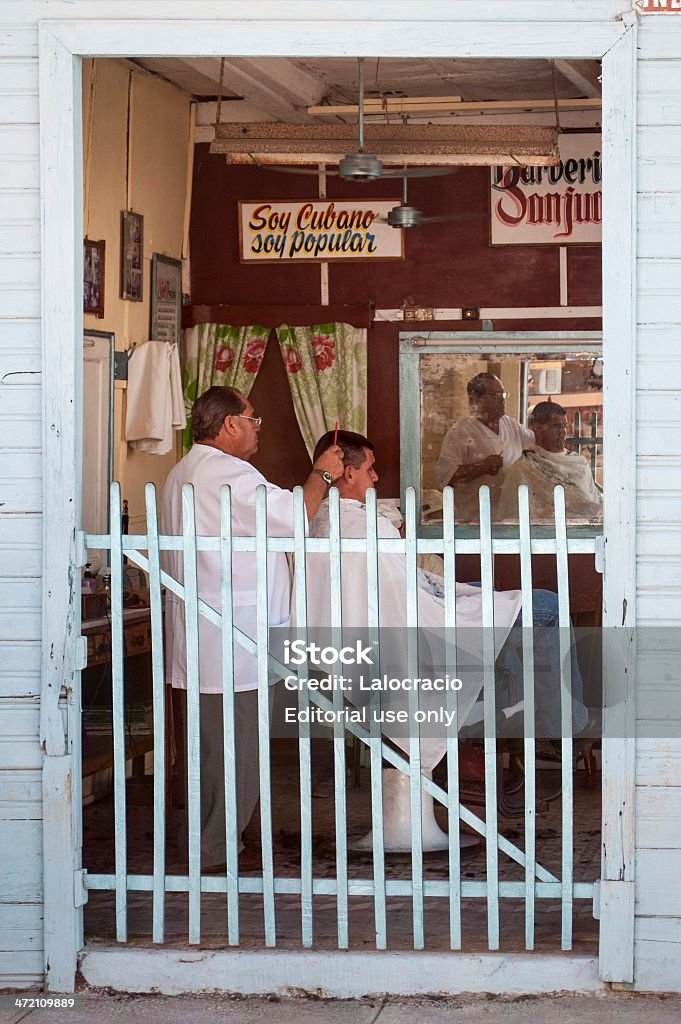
[
  {"x1": 436, "y1": 372, "x2": 534, "y2": 521},
  {"x1": 162, "y1": 386, "x2": 343, "y2": 872}
]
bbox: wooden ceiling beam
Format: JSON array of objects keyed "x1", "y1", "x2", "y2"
[
  {"x1": 553, "y1": 60, "x2": 601, "y2": 99},
  {"x1": 178, "y1": 56, "x2": 326, "y2": 122},
  {"x1": 308, "y1": 97, "x2": 601, "y2": 116}
]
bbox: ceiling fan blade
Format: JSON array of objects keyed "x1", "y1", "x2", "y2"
[
  {"x1": 253, "y1": 163, "x2": 340, "y2": 177},
  {"x1": 418, "y1": 212, "x2": 486, "y2": 224},
  {"x1": 380, "y1": 166, "x2": 461, "y2": 179},
  {"x1": 376, "y1": 208, "x2": 486, "y2": 228}
]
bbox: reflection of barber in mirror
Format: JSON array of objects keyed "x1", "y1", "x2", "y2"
[
  {"x1": 435, "y1": 372, "x2": 534, "y2": 521},
  {"x1": 497, "y1": 400, "x2": 602, "y2": 523}
]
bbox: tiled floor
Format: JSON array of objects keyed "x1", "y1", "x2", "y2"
[{"x1": 83, "y1": 742, "x2": 600, "y2": 954}]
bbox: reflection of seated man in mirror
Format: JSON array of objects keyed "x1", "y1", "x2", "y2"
[
  {"x1": 497, "y1": 400, "x2": 602, "y2": 523},
  {"x1": 435, "y1": 372, "x2": 534, "y2": 522}
]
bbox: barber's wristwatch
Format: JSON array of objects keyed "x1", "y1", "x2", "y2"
[{"x1": 313, "y1": 468, "x2": 333, "y2": 486}]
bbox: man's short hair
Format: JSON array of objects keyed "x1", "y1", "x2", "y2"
[
  {"x1": 313, "y1": 429, "x2": 374, "y2": 469},
  {"x1": 192, "y1": 386, "x2": 246, "y2": 442},
  {"x1": 467, "y1": 372, "x2": 499, "y2": 400},
  {"x1": 529, "y1": 400, "x2": 567, "y2": 425}
]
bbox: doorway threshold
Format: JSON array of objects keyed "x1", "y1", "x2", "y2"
[{"x1": 79, "y1": 946, "x2": 603, "y2": 998}]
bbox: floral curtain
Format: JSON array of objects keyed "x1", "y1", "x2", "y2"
[
  {"x1": 276, "y1": 322, "x2": 367, "y2": 457},
  {"x1": 182, "y1": 323, "x2": 270, "y2": 451}
]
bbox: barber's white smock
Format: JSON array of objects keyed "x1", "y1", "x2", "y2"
[
  {"x1": 435, "y1": 415, "x2": 534, "y2": 521},
  {"x1": 302, "y1": 498, "x2": 522, "y2": 768},
  {"x1": 162, "y1": 444, "x2": 302, "y2": 693}
]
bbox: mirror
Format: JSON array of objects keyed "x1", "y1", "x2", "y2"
[
  {"x1": 399, "y1": 334, "x2": 603, "y2": 530},
  {"x1": 82, "y1": 329, "x2": 114, "y2": 567}
]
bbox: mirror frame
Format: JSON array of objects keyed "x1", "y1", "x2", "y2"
[{"x1": 398, "y1": 330, "x2": 603, "y2": 537}]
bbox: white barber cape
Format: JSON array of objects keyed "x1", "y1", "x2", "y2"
[
  {"x1": 497, "y1": 445, "x2": 602, "y2": 523},
  {"x1": 162, "y1": 443, "x2": 302, "y2": 693},
  {"x1": 301, "y1": 498, "x2": 522, "y2": 768},
  {"x1": 435, "y1": 415, "x2": 534, "y2": 521}
]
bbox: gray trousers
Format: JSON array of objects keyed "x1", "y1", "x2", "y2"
[{"x1": 175, "y1": 687, "x2": 272, "y2": 867}]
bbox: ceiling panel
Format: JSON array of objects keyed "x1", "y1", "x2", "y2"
[{"x1": 130, "y1": 55, "x2": 601, "y2": 114}]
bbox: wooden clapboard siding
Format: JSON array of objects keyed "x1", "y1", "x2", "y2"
[
  {"x1": 634, "y1": 917, "x2": 681, "y2": 993},
  {"x1": 634, "y1": 24, "x2": 681, "y2": 992},
  {"x1": 0, "y1": 703, "x2": 41, "y2": 771},
  {"x1": 0, "y1": 647, "x2": 40, "y2": 700},
  {"x1": 0, "y1": 13, "x2": 42, "y2": 991},
  {"x1": 0, "y1": 769, "x2": 43, "y2": 983},
  {"x1": 636, "y1": 740, "x2": 681, "y2": 788}
]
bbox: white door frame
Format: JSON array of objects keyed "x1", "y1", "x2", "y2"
[{"x1": 38, "y1": 2, "x2": 637, "y2": 992}]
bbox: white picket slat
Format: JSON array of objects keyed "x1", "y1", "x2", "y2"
[
  {"x1": 364, "y1": 488, "x2": 387, "y2": 951},
  {"x1": 109, "y1": 484, "x2": 128, "y2": 943},
  {"x1": 328, "y1": 487, "x2": 349, "y2": 950},
  {"x1": 518, "y1": 485, "x2": 537, "y2": 951},
  {"x1": 255, "y1": 486, "x2": 276, "y2": 948},
  {"x1": 181, "y1": 484, "x2": 202, "y2": 944},
  {"x1": 479, "y1": 487, "x2": 499, "y2": 951},
  {"x1": 220, "y1": 483, "x2": 240, "y2": 946},
  {"x1": 442, "y1": 487, "x2": 461, "y2": 951},
  {"x1": 293, "y1": 486, "x2": 313, "y2": 949},
  {"x1": 144, "y1": 484, "x2": 166, "y2": 944},
  {"x1": 404, "y1": 487, "x2": 424, "y2": 951}
]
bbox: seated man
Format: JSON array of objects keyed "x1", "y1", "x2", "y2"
[
  {"x1": 497, "y1": 400, "x2": 602, "y2": 523},
  {"x1": 303, "y1": 430, "x2": 589, "y2": 768}
]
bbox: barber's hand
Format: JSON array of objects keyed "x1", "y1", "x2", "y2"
[
  {"x1": 314, "y1": 445, "x2": 344, "y2": 482},
  {"x1": 481, "y1": 454, "x2": 503, "y2": 476}
]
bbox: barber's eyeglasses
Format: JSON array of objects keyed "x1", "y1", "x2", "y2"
[
  {"x1": 236, "y1": 414, "x2": 262, "y2": 427},
  {"x1": 485, "y1": 390, "x2": 508, "y2": 400}
]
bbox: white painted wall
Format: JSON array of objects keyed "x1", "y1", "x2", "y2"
[
  {"x1": 0, "y1": 0, "x2": 678, "y2": 994},
  {"x1": 82, "y1": 57, "x2": 192, "y2": 531},
  {"x1": 633, "y1": 15, "x2": 681, "y2": 994},
  {"x1": 0, "y1": 2, "x2": 43, "y2": 988}
]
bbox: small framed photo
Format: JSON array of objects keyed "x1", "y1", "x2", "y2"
[
  {"x1": 83, "y1": 238, "x2": 105, "y2": 318},
  {"x1": 120, "y1": 210, "x2": 144, "y2": 302},
  {"x1": 151, "y1": 253, "x2": 182, "y2": 346}
]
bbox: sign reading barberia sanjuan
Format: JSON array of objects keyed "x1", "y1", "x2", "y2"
[
  {"x1": 238, "y1": 200, "x2": 403, "y2": 262},
  {"x1": 490, "y1": 134, "x2": 602, "y2": 245},
  {"x1": 637, "y1": 0, "x2": 681, "y2": 10}
]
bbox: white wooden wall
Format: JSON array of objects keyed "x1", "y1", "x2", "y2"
[
  {"x1": 0, "y1": 0, "x2": 44, "y2": 989},
  {"x1": 633, "y1": 14, "x2": 681, "y2": 994},
  {"x1": 0, "y1": 0, "x2": 678, "y2": 993}
]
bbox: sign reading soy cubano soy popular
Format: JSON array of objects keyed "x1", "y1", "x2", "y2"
[
  {"x1": 238, "y1": 200, "x2": 404, "y2": 262},
  {"x1": 490, "y1": 133, "x2": 602, "y2": 245}
]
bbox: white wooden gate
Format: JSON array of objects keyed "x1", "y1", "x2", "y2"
[{"x1": 80, "y1": 481, "x2": 598, "y2": 953}]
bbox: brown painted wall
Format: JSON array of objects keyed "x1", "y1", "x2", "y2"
[{"x1": 190, "y1": 145, "x2": 602, "y2": 495}]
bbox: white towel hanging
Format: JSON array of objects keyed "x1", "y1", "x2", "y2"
[{"x1": 125, "y1": 340, "x2": 186, "y2": 455}]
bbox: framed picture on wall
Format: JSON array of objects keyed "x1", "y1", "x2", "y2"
[
  {"x1": 83, "y1": 238, "x2": 105, "y2": 318},
  {"x1": 150, "y1": 253, "x2": 182, "y2": 346},
  {"x1": 120, "y1": 210, "x2": 143, "y2": 302}
]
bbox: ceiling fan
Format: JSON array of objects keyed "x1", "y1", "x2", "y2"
[
  {"x1": 265, "y1": 58, "x2": 460, "y2": 183},
  {"x1": 378, "y1": 175, "x2": 486, "y2": 229}
]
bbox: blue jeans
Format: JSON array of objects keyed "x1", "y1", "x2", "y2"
[{"x1": 500, "y1": 588, "x2": 589, "y2": 739}]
